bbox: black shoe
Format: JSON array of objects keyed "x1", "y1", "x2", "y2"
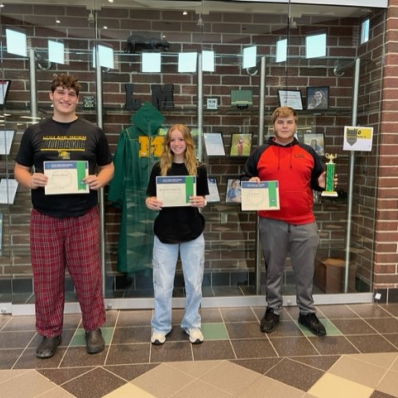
[
  {"x1": 298, "y1": 313, "x2": 327, "y2": 336},
  {"x1": 260, "y1": 308, "x2": 280, "y2": 333},
  {"x1": 36, "y1": 335, "x2": 62, "y2": 359},
  {"x1": 85, "y1": 329, "x2": 105, "y2": 354}
]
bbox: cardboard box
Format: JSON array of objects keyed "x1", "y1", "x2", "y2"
[{"x1": 314, "y1": 257, "x2": 357, "y2": 293}]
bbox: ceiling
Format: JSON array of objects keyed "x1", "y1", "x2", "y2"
[{"x1": 1, "y1": 0, "x2": 377, "y2": 18}]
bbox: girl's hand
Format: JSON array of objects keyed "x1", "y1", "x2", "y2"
[
  {"x1": 145, "y1": 196, "x2": 163, "y2": 211},
  {"x1": 189, "y1": 196, "x2": 207, "y2": 208}
]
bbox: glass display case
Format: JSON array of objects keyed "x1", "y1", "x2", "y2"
[{"x1": 0, "y1": 1, "x2": 386, "y2": 311}]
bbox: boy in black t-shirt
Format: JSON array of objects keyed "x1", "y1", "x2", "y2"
[{"x1": 14, "y1": 74, "x2": 114, "y2": 358}]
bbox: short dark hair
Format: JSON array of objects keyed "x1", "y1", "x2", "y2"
[{"x1": 51, "y1": 74, "x2": 81, "y2": 95}]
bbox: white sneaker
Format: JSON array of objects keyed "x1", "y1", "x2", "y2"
[
  {"x1": 185, "y1": 328, "x2": 204, "y2": 344},
  {"x1": 151, "y1": 331, "x2": 166, "y2": 345}
]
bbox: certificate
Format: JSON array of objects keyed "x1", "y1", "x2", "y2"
[
  {"x1": 44, "y1": 161, "x2": 89, "y2": 195},
  {"x1": 278, "y1": 90, "x2": 303, "y2": 110},
  {"x1": 204, "y1": 132, "x2": 225, "y2": 156},
  {"x1": 156, "y1": 176, "x2": 196, "y2": 207},
  {"x1": 207, "y1": 177, "x2": 220, "y2": 203},
  {"x1": 241, "y1": 180, "x2": 280, "y2": 211}
]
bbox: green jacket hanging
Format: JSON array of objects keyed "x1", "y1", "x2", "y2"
[{"x1": 108, "y1": 102, "x2": 165, "y2": 275}]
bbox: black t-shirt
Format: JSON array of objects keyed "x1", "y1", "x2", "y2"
[
  {"x1": 146, "y1": 161, "x2": 209, "y2": 243},
  {"x1": 15, "y1": 118, "x2": 113, "y2": 218}
]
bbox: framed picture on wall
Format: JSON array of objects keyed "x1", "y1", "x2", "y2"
[
  {"x1": 306, "y1": 86, "x2": 329, "y2": 110},
  {"x1": 229, "y1": 133, "x2": 252, "y2": 157},
  {"x1": 230, "y1": 89, "x2": 253, "y2": 110},
  {"x1": 303, "y1": 132, "x2": 325, "y2": 157},
  {"x1": 277, "y1": 89, "x2": 303, "y2": 110},
  {"x1": 225, "y1": 178, "x2": 242, "y2": 204},
  {"x1": 295, "y1": 126, "x2": 313, "y2": 142},
  {"x1": 204, "y1": 132, "x2": 226, "y2": 156}
]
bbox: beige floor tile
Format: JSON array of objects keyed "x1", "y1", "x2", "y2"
[
  {"x1": 103, "y1": 383, "x2": 157, "y2": 398},
  {"x1": 308, "y1": 373, "x2": 374, "y2": 398},
  {"x1": 170, "y1": 379, "x2": 233, "y2": 398},
  {"x1": 329, "y1": 355, "x2": 388, "y2": 388},
  {"x1": 199, "y1": 360, "x2": 261, "y2": 396},
  {"x1": 133, "y1": 363, "x2": 195, "y2": 398},
  {"x1": 347, "y1": 353, "x2": 398, "y2": 369},
  {"x1": 167, "y1": 360, "x2": 223, "y2": 378},
  {"x1": 376, "y1": 370, "x2": 398, "y2": 397},
  {"x1": 390, "y1": 356, "x2": 398, "y2": 372},
  {"x1": 0, "y1": 370, "x2": 59, "y2": 398},
  {"x1": 236, "y1": 375, "x2": 304, "y2": 398},
  {"x1": 0, "y1": 370, "x2": 31, "y2": 384},
  {"x1": 35, "y1": 386, "x2": 77, "y2": 397}
]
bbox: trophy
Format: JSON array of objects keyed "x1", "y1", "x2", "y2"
[{"x1": 321, "y1": 153, "x2": 338, "y2": 197}]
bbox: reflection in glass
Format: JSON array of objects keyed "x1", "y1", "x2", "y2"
[
  {"x1": 142, "y1": 53, "x2": 161, "y2": 73},
  {"x1": 5, "y1": 28, "x2": 27, "y2": 57},
  {"x1": 93, "y1": 44, "x2": 114, "y2": 69},
  {"x1": 48, "y1": 40, "x2": 64, "y2": 64},
  {"x1": 243, "y1": 45, "x2": 257, "y2": 69},
  {"x1": 306, "y1": 33, "x2": 326, "y2": 59},
  {"x1": 361, "y1": 19, "x2": 370, "y2": 44},
  {"x1": 178, "y1": 52, "x2": 197, "y2": 72},
  {"x1": 276, "y1": 39, "x2": 287, "y2": 63},
  {"x1": 202, "y1": 50, "x2": 215, "y2": 72}
]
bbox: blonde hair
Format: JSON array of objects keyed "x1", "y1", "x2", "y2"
[
  {"x1": 271, "y1": 106, "x2": 298, "y2": 124},
  {"x1": 159, "y1": 124, "x2": 198, "y2": 176}
]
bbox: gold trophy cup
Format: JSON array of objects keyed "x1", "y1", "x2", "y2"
[{"x1": 321, "y1": 153, "x2": 338, "y2": 197}]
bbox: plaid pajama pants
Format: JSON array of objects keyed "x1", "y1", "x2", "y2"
[{"x1": 30, "y1": 207, "x2": 105, "y2": 337}]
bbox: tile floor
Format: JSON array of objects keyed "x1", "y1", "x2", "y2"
[{"x1": 0, "y1": 303, "x2": 398, "y2": 398}]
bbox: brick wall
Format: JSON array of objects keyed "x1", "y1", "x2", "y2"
[
  {"x1": 0, "y1": 3, "x2": 388, "y2": 295},
  {"x1": 373, "y1": 0, "x2": 398, "y2": 296}
]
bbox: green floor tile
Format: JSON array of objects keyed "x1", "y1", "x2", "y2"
[
  {"x1": 296, "y1": 319, "x2": 342, "y2": 337},
  {"x1": 69, "y1": 327, "x2": 114, "y2": 347},
  {"x1": 202, "y1": 323, "x2": 229, "y2": 340}
]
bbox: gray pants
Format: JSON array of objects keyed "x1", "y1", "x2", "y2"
[{"x1": 259, "y1": 218, "x2": 319, "y2": 314}]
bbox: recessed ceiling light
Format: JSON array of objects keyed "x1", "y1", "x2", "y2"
[{"x1": 183, "y1": 11, "x2": 188, "y2": 15}]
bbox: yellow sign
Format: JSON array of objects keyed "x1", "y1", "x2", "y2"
[{"x1": 343, "y1": 126, "x2": 373, "y2": 151}]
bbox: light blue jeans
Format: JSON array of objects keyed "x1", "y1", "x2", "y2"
[{"x1": 151, "y1": 234, "x2": 205, "y2": 334}]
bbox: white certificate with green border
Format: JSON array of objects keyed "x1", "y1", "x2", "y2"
[
  {"x1": 44, "y1": 161, "x2": 89, "y2": 195},
  {"x1": 156, "y1": 176, "x2": 196, "y2": 207},
  {"x1": 241, "y1": 180, "x2": 280, "y2": 211}
]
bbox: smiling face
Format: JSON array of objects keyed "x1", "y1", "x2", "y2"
[
  {"x1": 168, "y1": 128, "x2": 187, "y2": 162},
  {"x1": 271, "y1": 106, "x2": 297, "y2": 145},
  {"x1": 273, "y1": 115, "x2": 297, "y2": 144},
  {"x1": 314, "y1": 91, "x2": 323, "y2": 101},
  {"x1": 49, "y1": 86, "x2": 79, "y2": 122}
]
